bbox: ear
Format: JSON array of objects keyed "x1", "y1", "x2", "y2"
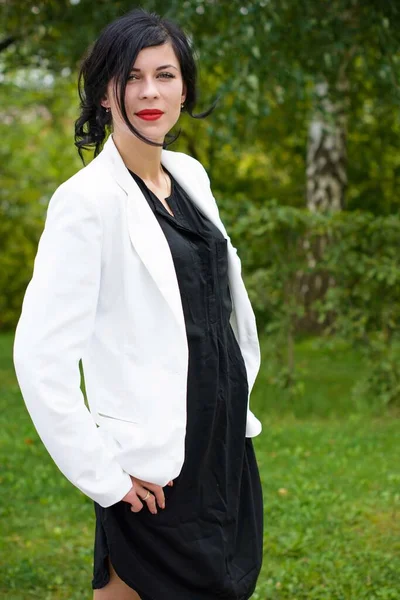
[
  {"x1": 181, "y1": 82, "x2": 187, "y2": 105},
  {"x1": 100, "y1": 85, "x2": 112, "y2": 109}
]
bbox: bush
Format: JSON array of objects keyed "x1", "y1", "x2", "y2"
[{"x1": 233, "y1": 202, "x2": 400, "y2": 406}]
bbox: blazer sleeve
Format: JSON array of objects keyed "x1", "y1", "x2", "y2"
[{"x1": 13, "y1": 182, "x2": 132, "y2": 508}]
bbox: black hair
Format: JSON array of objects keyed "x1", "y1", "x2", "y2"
[{"x1": 74, "y1": 7, "x2": 218, "y2": 162}]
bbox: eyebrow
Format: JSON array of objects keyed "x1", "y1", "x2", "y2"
[{"x1": 130, "y1": 64, "x2": 179, "y2": 72}]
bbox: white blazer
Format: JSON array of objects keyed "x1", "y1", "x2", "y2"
[{"x1": 13, "y1": 135, "x2": 262, "y2": 508}]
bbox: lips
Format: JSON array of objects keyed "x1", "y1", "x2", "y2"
[
  {"x1": 136, "y1": 110, "x2": 164, "y2": 115},
  {"x1": 136, "y1": 109, "x2": 164, "y2": 121}
]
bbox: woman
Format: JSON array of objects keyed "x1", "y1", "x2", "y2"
[{"x1": 13, "y1": 8, "x2": 263, "y2": 600}]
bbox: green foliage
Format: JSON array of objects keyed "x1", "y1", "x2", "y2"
[
  {"x1": 234, "y1": 202, "x2": 319, "y2": 395},
  {"x1": 319, "y1": 211, "x2": 400, "y2": 340},
  {"x1": 319, "y1": 211, "x2": 400, "y2": 406},
  {"x1": 352, "y1": 337, "x2": 400, "y2": 408},
  {"x1": 0, "y1": 74, "x2": 81, "y2": 329},
  {"x1": 230, "y1": 203, "x2": 400, "y2": 406}
]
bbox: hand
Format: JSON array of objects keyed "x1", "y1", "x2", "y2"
[{"x1": 122, "y1": 476, "x2": 174, "y2": 514}]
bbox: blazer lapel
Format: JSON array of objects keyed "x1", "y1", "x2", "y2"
[
  {"x1": 160, "y1": 151, "x2": 228, "y2": 241},
  {"x1": 100, "y1": 137, "x2": 187, "y2": 333}
]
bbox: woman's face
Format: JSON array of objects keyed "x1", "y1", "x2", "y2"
[{"x1": 103, "y1": 41, "x2": 187, "y2": 144}]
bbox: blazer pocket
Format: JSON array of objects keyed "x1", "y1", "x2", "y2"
[{"x1": 97, "y1": 411, "x2": 140, "y2": 425}]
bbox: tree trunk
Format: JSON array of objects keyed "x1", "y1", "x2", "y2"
[
  {"x1": 306, "y1": 78, "x2": 349, "y2": 212},
  {"x1": 298, "y1": 75, "x2": 350, "y2": 331}
]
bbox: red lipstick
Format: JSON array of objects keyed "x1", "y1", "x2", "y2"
[{"x1": 136, "y1": 109, "x2": 164, "y2": 121}]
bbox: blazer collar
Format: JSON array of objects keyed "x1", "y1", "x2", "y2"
[
  {"x1": 97, "y1": 135, "x2": 227, "y2": 333},
  {"x1": 100, "y1": 135, "x2": 224, "y2": 231}
]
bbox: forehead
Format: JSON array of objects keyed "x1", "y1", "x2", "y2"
[{"x1": 132, "y1": 41, "x2": 180, "y2": 70}]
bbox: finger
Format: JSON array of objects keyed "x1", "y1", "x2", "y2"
[
  {"x1": 127, "y1": 480, "x2": 144, "y2": 513},
  {"x1": 151, "y1": 486, "x2": 165, "y2": 509},
  {"x1": 168, "y1": 480, "x2": 174, "y2": 487},
  {"x1": 129, "y1": 494, "x2": 144, "y2": 513},
  {"x1": 140, "y1": 480, "x2": 166, "y2": 509},
  {"x1": 140, "y1": 489, "x2": 157, "y2": 514}
]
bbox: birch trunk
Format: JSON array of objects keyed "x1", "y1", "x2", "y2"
[
  {"x1": 299, "y1": 76, "x2": 350, "y2": 330},
  {"x1": 306, "y1": 78, "x2": 349, "y2": 212}
]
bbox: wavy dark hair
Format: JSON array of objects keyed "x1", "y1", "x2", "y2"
[{"x1": 75, "y1": 8, "x2": 217, "y2": 162}]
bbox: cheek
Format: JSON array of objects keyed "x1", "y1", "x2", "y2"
[
  {"x1": 112, "y1": 92, "x2": 136, "y2": 124},
  {"x1": 123, "y1": 88, "x2": 136, "y2": 109},
  {"x1": 167, "y1": 87, "x2": 184, "y2": 110},
  {"x1": 168, "y1": 104, "x2": 182, "y2": 123}
]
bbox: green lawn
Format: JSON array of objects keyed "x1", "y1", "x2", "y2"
[{"x1": 1, "y1": 331, "x2": 399, "y2": 599}]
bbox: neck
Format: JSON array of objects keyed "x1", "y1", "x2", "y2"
[{"x1": 112, "y1": 131, "x2": 164, "y2": 182}]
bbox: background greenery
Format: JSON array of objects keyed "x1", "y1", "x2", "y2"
[{"x1": 1, "y1": 0, "x2": 400, "y2": 598}]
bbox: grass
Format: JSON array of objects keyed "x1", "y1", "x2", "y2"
[
  {"x1": 1, "y1": 331, "x2": 399, "y2": 599},
  {"x1": 252, "y1": 336, "x2": 368, "y2": 420}
]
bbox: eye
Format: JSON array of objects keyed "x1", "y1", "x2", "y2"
[{"x1": 127, "y1": 72, "x2": 176, "y2": 82}]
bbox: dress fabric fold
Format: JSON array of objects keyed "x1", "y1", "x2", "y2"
[{"x1": 92, "y1": 168, "x2": 263, "y2": 600}]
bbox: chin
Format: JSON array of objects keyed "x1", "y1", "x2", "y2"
[{"x1": 136, "y1": 128, "x2": 169, "y2": 144}]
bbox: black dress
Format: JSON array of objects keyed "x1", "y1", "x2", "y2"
[{"x1": 92, "y1": 168, "x2": 263, "y2": 600}]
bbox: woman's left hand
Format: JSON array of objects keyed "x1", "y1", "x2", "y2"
[{"x1": 122, "y1": 476, "x2": 173, "y2": 514}]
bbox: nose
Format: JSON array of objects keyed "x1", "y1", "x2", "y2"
[{"x1": 138, "y1": 76, "x2": 160, "y2": 99}]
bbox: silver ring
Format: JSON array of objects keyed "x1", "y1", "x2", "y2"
[{"x1": 142, "y1": 490, "x2": 151, "y2": 501}]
